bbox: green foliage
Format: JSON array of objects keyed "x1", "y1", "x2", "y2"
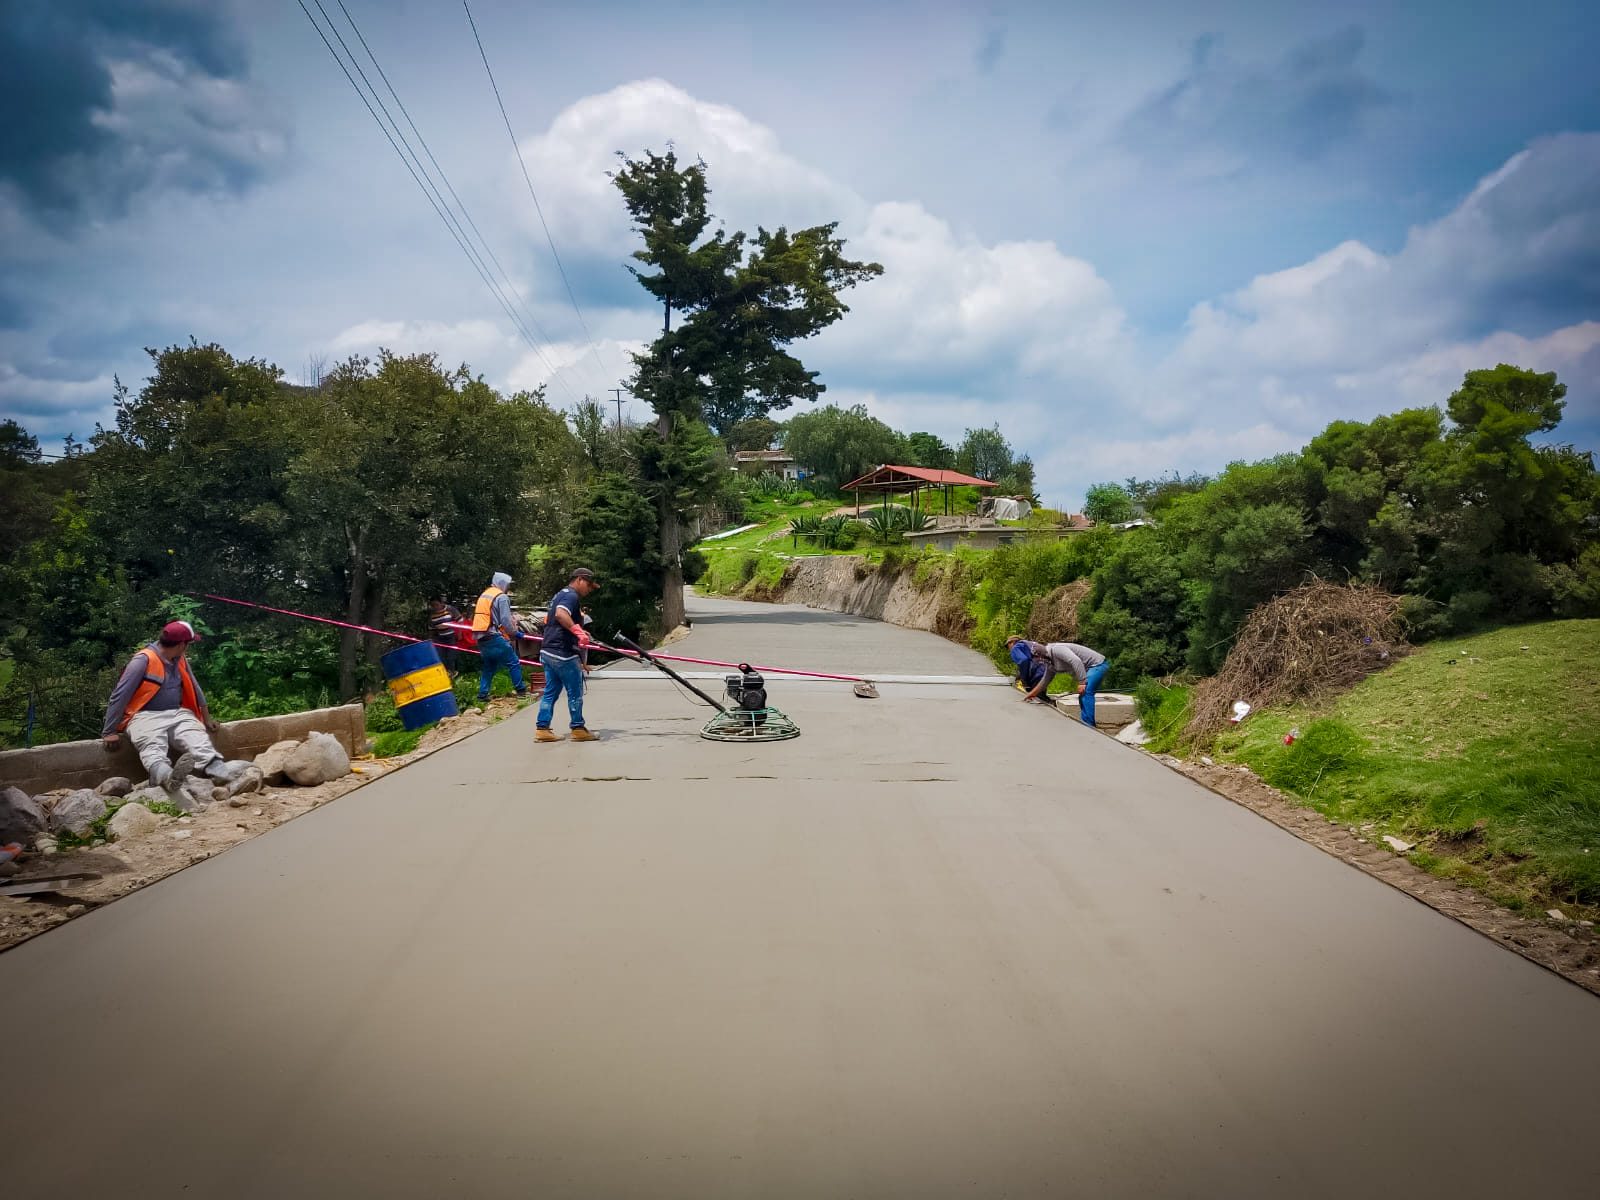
[
  {"x1": 784, "y1": 404, "x2": 908, "y2": 491},
  {"x1": 726, "y1": 416, "x2": 781, "y2": 452},
  {"x1": 1217, "y1": 621, "x2": 1600, "y2": 912},
  {"x1": 968, "y1": 531, "x2": 1116, "y2": 661},
  {"x1": 907, "y1": 431, "x2": 954, "y2": 469},
  {"x1": 371, "y1": 728, "x2": 425, "y2": 757},
  {"x1": 681, "y1": 548, "x2": 708, "y2": 584},
  {"x1": 1542, "y1": 544, "x2": 1600, "y2": 618},
  {"x1": 1078, "y1": 534, "x2": 1197, "y2": 683},
  {"x1": 554, "y1": 471, "x2": 665, "y2": 641},
  {"x1": 1083, "y1": 482, "x2": 1135, "y2": 525},
  {"x1": 1132, "y1": 679, "x2": 1193, "y2": 754},
  {"x1": 956, "y1": 425, "x2": 1011, "y2": 482},
  {"x1": 1257, "y1": 718, "x2": 1367, "y2": 795}
]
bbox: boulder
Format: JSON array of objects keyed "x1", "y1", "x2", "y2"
[
  {"x1": 48, "y1": 789, "x2": 108, "y2": 836},
  {"x1": 96, "y1": 776, "x2": 135, "y2": 799},
  {"x1": 125, "y1": 786, "x2": 169, "y2": 809},
  {"x1": 284, "y1": 732, "x2": 351, "y2": 786},
  {"x1": 107, "y1": 802, "x2": 163, "y2": 842},
  {"x1": 0, "y1": 786, "x2": 47, "y2": 845},
  {"x1": 253, "y1": 739, "x2": 302, "y2": 785}
]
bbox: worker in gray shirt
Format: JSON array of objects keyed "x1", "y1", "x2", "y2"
[{"x1": 1007, "y1": 636, "x2": 1112, "y2": 726}]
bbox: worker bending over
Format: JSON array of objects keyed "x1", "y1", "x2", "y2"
[
  {"x1": 1007, "y1": 635, "x2": 1112, "y2": 727},
  {"x1": 536, "y1": 568, "x2": 599, "y2": 743},
  {"x1": 102, "y1": 621, "x2": 260, "y2": 794},
  {"x1": 471, "y1": 572, "x2": 528, "y2": 702}
]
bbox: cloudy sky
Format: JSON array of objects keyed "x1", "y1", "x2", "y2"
[{"x1": 2, "y1": 0, "x2": 1596, "y2": 505}]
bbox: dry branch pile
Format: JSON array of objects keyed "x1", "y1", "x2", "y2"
[
  {"x1": 1027, "y1": 578, "x2": 1093, "y2": 644},
  {"x1": 1187, "y1": 581, "x2": 1407, "y2": 741}
]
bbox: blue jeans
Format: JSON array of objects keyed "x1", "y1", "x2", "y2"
[
  {"x1": 537, "y1": 652, "x2": 586, "y2": 730},
  {"x1": 1079, "y1": 660, "x2": 1110, "y2": 726},
  {"x1": 477, "y1": 633, "x2": 525, "y2": 700}
]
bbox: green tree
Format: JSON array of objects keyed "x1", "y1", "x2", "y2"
[
  {"x1": 784, "y1": 404, "x2": 908, "y2": 492},
  {"x1": 570, "y1": 396, "x2": 627, "y2": 474},
  {"x1": 956, "y1": 425, "x2": 1011, "y2": 481},
  {"x1": 613, "y1": 149, "x2": 881, "y2": 629},
  {"x1": 726, "y1": 416, "x2": 781, "y2": 452},
  {"x1": 553, "y1": 472, "x2": 664, "y2": 641},
  {"x1": 1083, "y1": 482, "x2": 1135, "y2": 525},
  {"x1": 907, "y1": 431, "x2": 955, "y2": 470},
  {"x1": 0, "y1": 418, "x2": 42, "y2": 465}
]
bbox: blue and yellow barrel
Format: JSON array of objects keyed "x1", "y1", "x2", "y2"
[{"x1": 380, "y1": 641, "x2": 458, "y2": 730}]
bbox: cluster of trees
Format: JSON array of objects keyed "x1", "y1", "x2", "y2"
[
  {"x1": 0, "y1": 346, "x2": 624, "y2": 746},
  {"x1": 781, "y1": 405, "x2": 1037, "y2": 497},
  {"x1": 1054, "y1": 366, "x2": 1599, "y2": 681}
]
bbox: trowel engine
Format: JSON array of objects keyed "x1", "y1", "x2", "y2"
[{"x1": 724, "y1": 665, "x2": 768, "y2": 725}]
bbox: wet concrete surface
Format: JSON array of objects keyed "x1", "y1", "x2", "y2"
[{"x1": 2, "y1": 592, "x2": 1597, "y2": 1197}]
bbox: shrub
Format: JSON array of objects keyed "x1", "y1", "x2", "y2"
[
  {"x1": 681, "y1": 548, "x2": 708, "y2": 584},
  {"x1": 1132, "y1": 679, "x2": 1192, "y2": 753},
  {"x1": 1259, "y1": 717, "x2": 1367, "y2": 795}
]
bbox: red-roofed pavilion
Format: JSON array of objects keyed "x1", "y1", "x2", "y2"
[{"x1": 841, "y1": 464, "x2": 997, "y2": 516}]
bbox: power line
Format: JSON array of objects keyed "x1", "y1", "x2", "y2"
[
  {"x1": 329, "y1": 0, "x2": 578, "y2": 398},
  {"x1": 461, "y1": 0, "x2": 614, "y2": 387},
  {"x1": 294, "y1": 0, "x2": 581, "y2": 405}
]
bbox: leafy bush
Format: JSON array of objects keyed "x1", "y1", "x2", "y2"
[
  {"x1": 1258, "y1": 718, "x2": 1367, "y2": 795},
  {"x1": 1132, "y1": 679, "x2": 1192, "y2": 753},
  {"x1": 371, "y1": 728, "x2": 425, "y2": 757},
  {"x1": 968, "y1": 530, "x2": 1115, "y2": 662},
  {"x1": 681, "y1": 547, "x2": 708, "y2": 584}
]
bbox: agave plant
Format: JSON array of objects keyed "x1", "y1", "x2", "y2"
[
  {"x1": 817, "y1": 514, "x2": 850, "y2": 548},
  {"x1": 789, "y1": 515, "x2": 819, "y2": 548},
  {"x1": 864, "y1": 509, "x2": 898, "y2": 545}
]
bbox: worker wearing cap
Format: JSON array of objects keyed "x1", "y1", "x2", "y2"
[
  {"x1": 101, "y1": 621, "x2": 259, "y2": 793},
  {"x1": 1007, "y1": 635, "x2": 1111, "y2": 726},
  {"x1": 535, "y1": 568, "x2": 599, "y2": 742},
  {"x1": 471, "y1": 571, "x2": 528, "y2": 703}
]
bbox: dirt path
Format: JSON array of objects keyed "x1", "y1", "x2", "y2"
[{"x1": 1, "y1": 593, "x2": 1597, "y2": 1198}]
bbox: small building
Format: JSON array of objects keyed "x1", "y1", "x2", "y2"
[
  {"x1": 732, "y1": 449, "x2": 807, "y2": 481},
  {"x1": 841, "y1": 464, "x2": 997, "y2": 516}
]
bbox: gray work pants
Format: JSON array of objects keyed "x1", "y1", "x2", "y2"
[{"x1": 126, "y1": 709, "x2": 240, "y2": 786}]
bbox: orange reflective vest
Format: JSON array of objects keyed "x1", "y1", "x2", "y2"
[
  {"x1": 472, "y1": 586, "x2": 506, "y2": 634},
  {"x1": 120, "y1": 647, "x2": 202, "y2": 730}
]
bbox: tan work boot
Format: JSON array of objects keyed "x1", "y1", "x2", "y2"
[
  {"x1": 569, "y1": 727, "x2": 598, "y2": 742},
  {"x1": 534, "y1": 728, "x2": 562, "y2": 743}
]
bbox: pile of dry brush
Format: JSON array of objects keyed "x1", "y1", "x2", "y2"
[
  {"x1": 1187, "y1": 581, "x2": 1408, "y2": 742},
  {"x1": 1027, "y1": 578, "x2": 1093, "y2": 644}
]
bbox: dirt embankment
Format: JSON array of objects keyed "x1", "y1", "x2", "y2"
[{"x1": 775, "y1": 557, "x2": 975, "y2": 642}]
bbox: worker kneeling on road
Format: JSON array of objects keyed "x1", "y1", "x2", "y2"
[
  {"x1": 472, "y1": 571, "x2": 529, "y2": 703},
  {"x1": 535, "y1": 568, "x2": 599, "y2": 743},
  {"x1": 102, "y1": 621, "x2": 261, "y2": 795},
  {"x1": 1007, "y1": 635, "x2": 1111, "y2": 727}
]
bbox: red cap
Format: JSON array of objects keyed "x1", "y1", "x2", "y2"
[{"x1": 160, "y1": 620, "x2": 200, "y2": 643}]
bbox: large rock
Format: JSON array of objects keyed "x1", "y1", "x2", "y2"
[
  {"x1": 48, "y1": 789, "x2": 107, "y2": 836},
  {"x1": 284, "y1": 732, "x2": 350, "y2": 786},
  {"x1": 253, "y1": 739, "x2": 302, "y2": 786},
  {"x1": 96, "y1": 776, "x2": 134, "y2": 798},
  {"x1": 0, "y1": 785, "x2": 47, "y2": 845},
  {"x1": 107, "y1": 802, "x2": 163, "y2": 842}
]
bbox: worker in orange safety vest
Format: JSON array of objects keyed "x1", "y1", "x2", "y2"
[
  {"x1": 102, "y1": 621, "x2": 261, "y2": 797},
  {"x1": 470, "y1": 572, "x2": 528, "y2": 702}
]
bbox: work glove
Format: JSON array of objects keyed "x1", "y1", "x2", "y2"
[
  {"x1": 102, "y1": 733, "x2": 122, "y2": 753},
  {"x1": 575, "y1": 627, "x2": 592, "y2": 649}
]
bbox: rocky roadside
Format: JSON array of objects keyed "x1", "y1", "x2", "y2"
[
  {"x1": 1156, "y1": 753, "x2": 1600, "y2": 998},
  {"x1": 0, "y1": 698, "x2": 520, "y2": 954}
]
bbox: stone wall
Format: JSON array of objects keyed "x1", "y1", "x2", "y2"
[{"x1": 0, "y1": 705, "x2": 367, "y2": 796}]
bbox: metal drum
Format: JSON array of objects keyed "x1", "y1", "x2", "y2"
[{"x1": 380, "y1": 640, "x2": 458, "y2": 730}]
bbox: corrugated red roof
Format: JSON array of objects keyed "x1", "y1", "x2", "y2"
[{"x1": 842, "y1": 464, "x2": 998, "y2": 490}]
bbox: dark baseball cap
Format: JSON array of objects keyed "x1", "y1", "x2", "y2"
[{"x1": 570, "y1": 567, "x2": 599, "y2": 585}]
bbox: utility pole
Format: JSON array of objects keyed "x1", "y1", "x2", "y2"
[{"x1": 609, "y1": 387, "x2": 626, "y2": 431}]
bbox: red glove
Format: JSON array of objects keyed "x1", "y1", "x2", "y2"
[{"x1": 575, "y1": 627, "x2": 591, "y2": 649}]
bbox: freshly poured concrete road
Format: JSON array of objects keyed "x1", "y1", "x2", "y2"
[{"x1": 4, "y1": 594, "x2": 1598, "y2": 1197}]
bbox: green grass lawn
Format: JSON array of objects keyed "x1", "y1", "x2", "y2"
[{"x1": 1214, "y1": 620, "x2": 1600, "y2": 917}]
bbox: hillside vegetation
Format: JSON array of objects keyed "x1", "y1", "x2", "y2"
[{"x1": 1215, "y1": 620, "x2": 1600, "y2": 917}]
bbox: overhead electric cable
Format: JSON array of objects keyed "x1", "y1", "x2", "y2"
[
  {"x1": 461, "y1": 0, "x2": 614, "y2": 387},
  {"x1": 294, "y1": 0, "x2": 581, "y2": 404}
]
